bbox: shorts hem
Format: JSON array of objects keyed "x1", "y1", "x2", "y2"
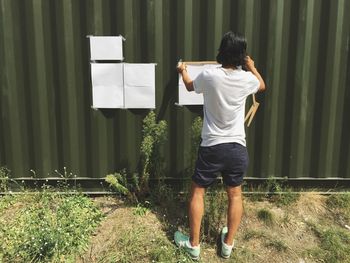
[
  {"x1": 191, "y1": 176, "x2": 213, "y2": 188},
  {"x1": 224, "y1": 180, "x2": 243, "y2": 188}
]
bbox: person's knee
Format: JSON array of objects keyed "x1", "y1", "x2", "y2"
[{"x1": 226, "y1": 185, "x2": 242, "y2": 200}]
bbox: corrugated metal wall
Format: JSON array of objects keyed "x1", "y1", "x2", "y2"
[{"x1": 0, "y1": 0, "x2": 349, "y2": 181}]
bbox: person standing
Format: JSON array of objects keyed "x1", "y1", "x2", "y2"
[{"x1": 174, "y1": 31, "x2": 266, "y2": 260}]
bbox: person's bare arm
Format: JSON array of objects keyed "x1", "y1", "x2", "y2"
[
  {"x1": 245, "y1": 56, "x2": 266, "y2": 92},
  {"x1": 177, "y1": 62, "x2": 194, "y2": 91}
]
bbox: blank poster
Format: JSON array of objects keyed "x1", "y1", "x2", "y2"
[
  {"x1": 124, "y1": 63, "x2": 156, "y2": 109},
  {"x1": 91, "y1": 63, "x2": 124, "y2": 108},
  {"x1": 89, "y1": 36, "x2": 123, "y2": 60},
  {"x1": 178, "y1": 63, "x2": 220, "y2": 105}
]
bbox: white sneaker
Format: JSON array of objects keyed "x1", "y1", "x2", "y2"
[
  {"x1": 221, "y1": 226, "x2": 234, "y2": 259},
  {"x1": 174, "y1": 231, "x2": 200, "y2": 260}
]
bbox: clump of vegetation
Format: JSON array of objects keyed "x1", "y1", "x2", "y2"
[
  {"x1": 133, "y1": 201, "x2": 151, "y2": 216},
  {"x1": 326, "y1": 192, "x2": 350, "y2": 225},
  {"x1": 202, "y1": 188, "x2": 228, "y2": 242},
  {"x1": 327, "y1": 193, "x2": 350, "y2": 210},
  {"x1": 0, "y1": 189, "x2": 104, "y2": 262},
  {"x1": 140, "y1": 111, "x2": 167, "y2": 190},
  {"x1": 105, "y1": 111, "x2": 168, "y2": 201},
  {"x1": 82, "y1": 205, "x2": 191, "y2": 263},
  {"x1": 266, "y1": 177, "x2": 300, "y2": 206},
  {"x1": 267, "y1": 239, "x2": 288, "y2": 252},
  {"x1": 243, "y1": 229, "x2": 268, "y2": 241},
  {"x1": 0, "y1": 167, "x2": 10, "y2": 192},
  {"x1": 105, "y1": 170, "x2": 129, "y2": 196},
  {"x1": 308, "y1": 223, "x2": 350, "y2": 263},
  {"x1": 257, "y1": 208, "x2": 274, "y2": 226},
  {"x1": 190, "y1": 116, "x2": 203, "y2": 170}
]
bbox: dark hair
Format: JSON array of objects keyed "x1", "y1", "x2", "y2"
[{"x1": 216, "y1": 31, "x2": 247, "y2": 67}]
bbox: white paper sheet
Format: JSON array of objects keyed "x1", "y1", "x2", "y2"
[
  {"x1": 89, "y1": 36, "x2": 123, "y2": 60},
  {"x1": 124, "y1": 63, "x2": 156, "y2": 108},
  {"x1": 91, "y1": 63, "x2": 124, "y2": 108},
  {"x1": 178, "y1": 63, "x2": 220, "y2": 105}
]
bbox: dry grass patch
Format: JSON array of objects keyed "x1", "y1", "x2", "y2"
[{"x1": 76, "y1": 192, "x2": 350, "y2": 263}]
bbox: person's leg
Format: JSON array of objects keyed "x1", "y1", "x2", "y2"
[
  {"x1": 189, "y1": 182, "x2": 206, "y2": 247},
  {"x1": 225, "y1": 185, "x2": 243, "y2": 245}
]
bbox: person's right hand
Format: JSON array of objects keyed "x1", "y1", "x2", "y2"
[
  {"x1": 245, "y1": 56, "x2": 256, "y2": 72},
  {"x1": 177, "y1": 62, "x2": 187, "y2": 74}
]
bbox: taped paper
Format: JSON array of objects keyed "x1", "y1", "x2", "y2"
[{"x1": 89, "y1": 36, "x2": 123, "y2": 60}]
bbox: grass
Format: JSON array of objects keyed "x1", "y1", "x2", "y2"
[
  {"x1": 0, "y1": 189, "x2": 103, "y2": 262},
  {"x1": 266, "y1": 239, "x2": 288, "y2": 252},
  {"x1": 327, "y1": 192, "x2": 350, "y2": 209},
  {"x1": 307, "y1": 223, "x2": 350, "y2": 263},
  {"x1": 202, "y1": 189, "x2": 227, "y2": 242},
  {"x1": 257, "y1": 208, "x2": 274, "y2": 226},
  {"x1": 2, "y1": 179, "x2": 350, "y2": 263},
  {"x1": 78, "y1": 201, "x2": 193, "y2": 263},
  {"x1": 133, "y1": 201, "x2": 151, "y2": 216},
  {"x1": 245, "y1": 177, "x2": 300, "y2": 206},
  {"x1": 243, "y1": 229, "x2": 268, "y2": 240}
]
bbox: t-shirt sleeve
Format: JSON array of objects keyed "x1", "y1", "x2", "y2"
[
  {"x1": 193, "y1": 70, "x2": 208, "y2": 94},
  {"x1": 245, "y1": 72, "x2": 260, "y2": 96}
]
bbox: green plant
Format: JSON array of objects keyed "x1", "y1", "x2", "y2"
[
  {"x1": 275, "y1": 190, "x2": 300, "y2": 206},
  {"x1": 0, "y1": 190, "x2": 104, "y2": 262},
  {"x1": 139, "y1": 111, "x2": 167, "y2": 194},
  {"x1": 265, "y1": 177, "x2": 300, "y2": 206},
  {"x1": 326, "y1": 192, "x2": 350, "y2": 227},
  {"x1": 0, "y1": 167, "x2": 10, "y2": 192},
  {"x1": 202, "y1": 189, "x2": 227, "y2": 242},
  {"x1": 257, "y1": 208, "x2": 274, "y2": 226},
  {"x1": 54, "y1": 167, "x2": 78, "y2": 190},
  {"x1": 266, "y1": 176, "x2": 283, "y2": 193},
  {"x1": 308, "y1": 223, "x2": 350, "y2": 263},
  {"x1": 190, "y1": 116, "x2": 202, "y2": 170},
  {"x1": 105, "y1": 170, "x2": 129, "y2": 196},
  {"x1": 327, "y1": 192, "x2": 350, "y2": 210},
  {"x1": 133, "y1": 201, "x2": 151, "y2": 216}
]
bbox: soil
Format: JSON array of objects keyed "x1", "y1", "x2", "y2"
[{"x1": 78, "y1": 193, "x2": 345, "y2": 263}]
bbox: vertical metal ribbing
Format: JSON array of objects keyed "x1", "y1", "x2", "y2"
[
  {"x1": 57, "y1": 0, "x2": 86, "y2": 176},
  {"x1": 0, "y1": 0, "x2": 31, "y2": 177},
  {"x1": 261, "y1": 0, "x2": 286, "y2": 178},
  {"x1": 289, "y1": 0, "x2": 319, "y2": 178},
  {"x1": 243, "y1": 0, "x2": 254, "y2": 46},
  {"x1": 154, "y1": 0, "x2": 164, "y2": 110},
  {"x1": 28, "y1": 0, "x2": 58, "y2": 177},
  {"x1": 203, "y1": 0, "x2": 214, "y2": 57},
  {"x1": 319, "y1": 0, "x2": 349, "y2": 177},
  {"x1": 163, "y1": 0, "x2": 179, "y2": 176},
  {"x1": 342, "y1": 27, "x2": 350, "y2": 178},
  {"x1": 0, "y1": 0, "x2": 349, "y2": 182},
  {"x1": 213, "y1": 0, "x2": 224, "y2": 49},
  {"x1": 174, "y1": 0, "x2": 193, "y2": 177},
  {"x1": 243, "y1": 0, "x2": 261, "y2": 178},
  {"x1": 121, "y1": 0, "x2": 138, "y2": 172},
  {"x1": 89, "y1": 0, "x2": 107, "y2": 177},
  {"x1": 154, "y1": 0, "x2": 168, "y2": 179},
  {"x1": 0, "y1": 0, "x2": 7, "y2": 167}
]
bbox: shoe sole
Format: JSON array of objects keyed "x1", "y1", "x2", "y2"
[{"x1": 221, "y1": 252, "x2": 230, "y2": 259}]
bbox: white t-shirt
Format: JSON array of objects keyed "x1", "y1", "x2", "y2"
[{"x1": 193, "y1": 66, "x2": 259, "y2": 147}]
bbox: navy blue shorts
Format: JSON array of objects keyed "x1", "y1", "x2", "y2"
[{"x1": 192, "y1": 142, "x2": 249, "y2": 188}]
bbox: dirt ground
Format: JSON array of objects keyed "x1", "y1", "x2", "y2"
[{"x1": 78, "y1": 193, "x2": 348, "y2": 263}]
